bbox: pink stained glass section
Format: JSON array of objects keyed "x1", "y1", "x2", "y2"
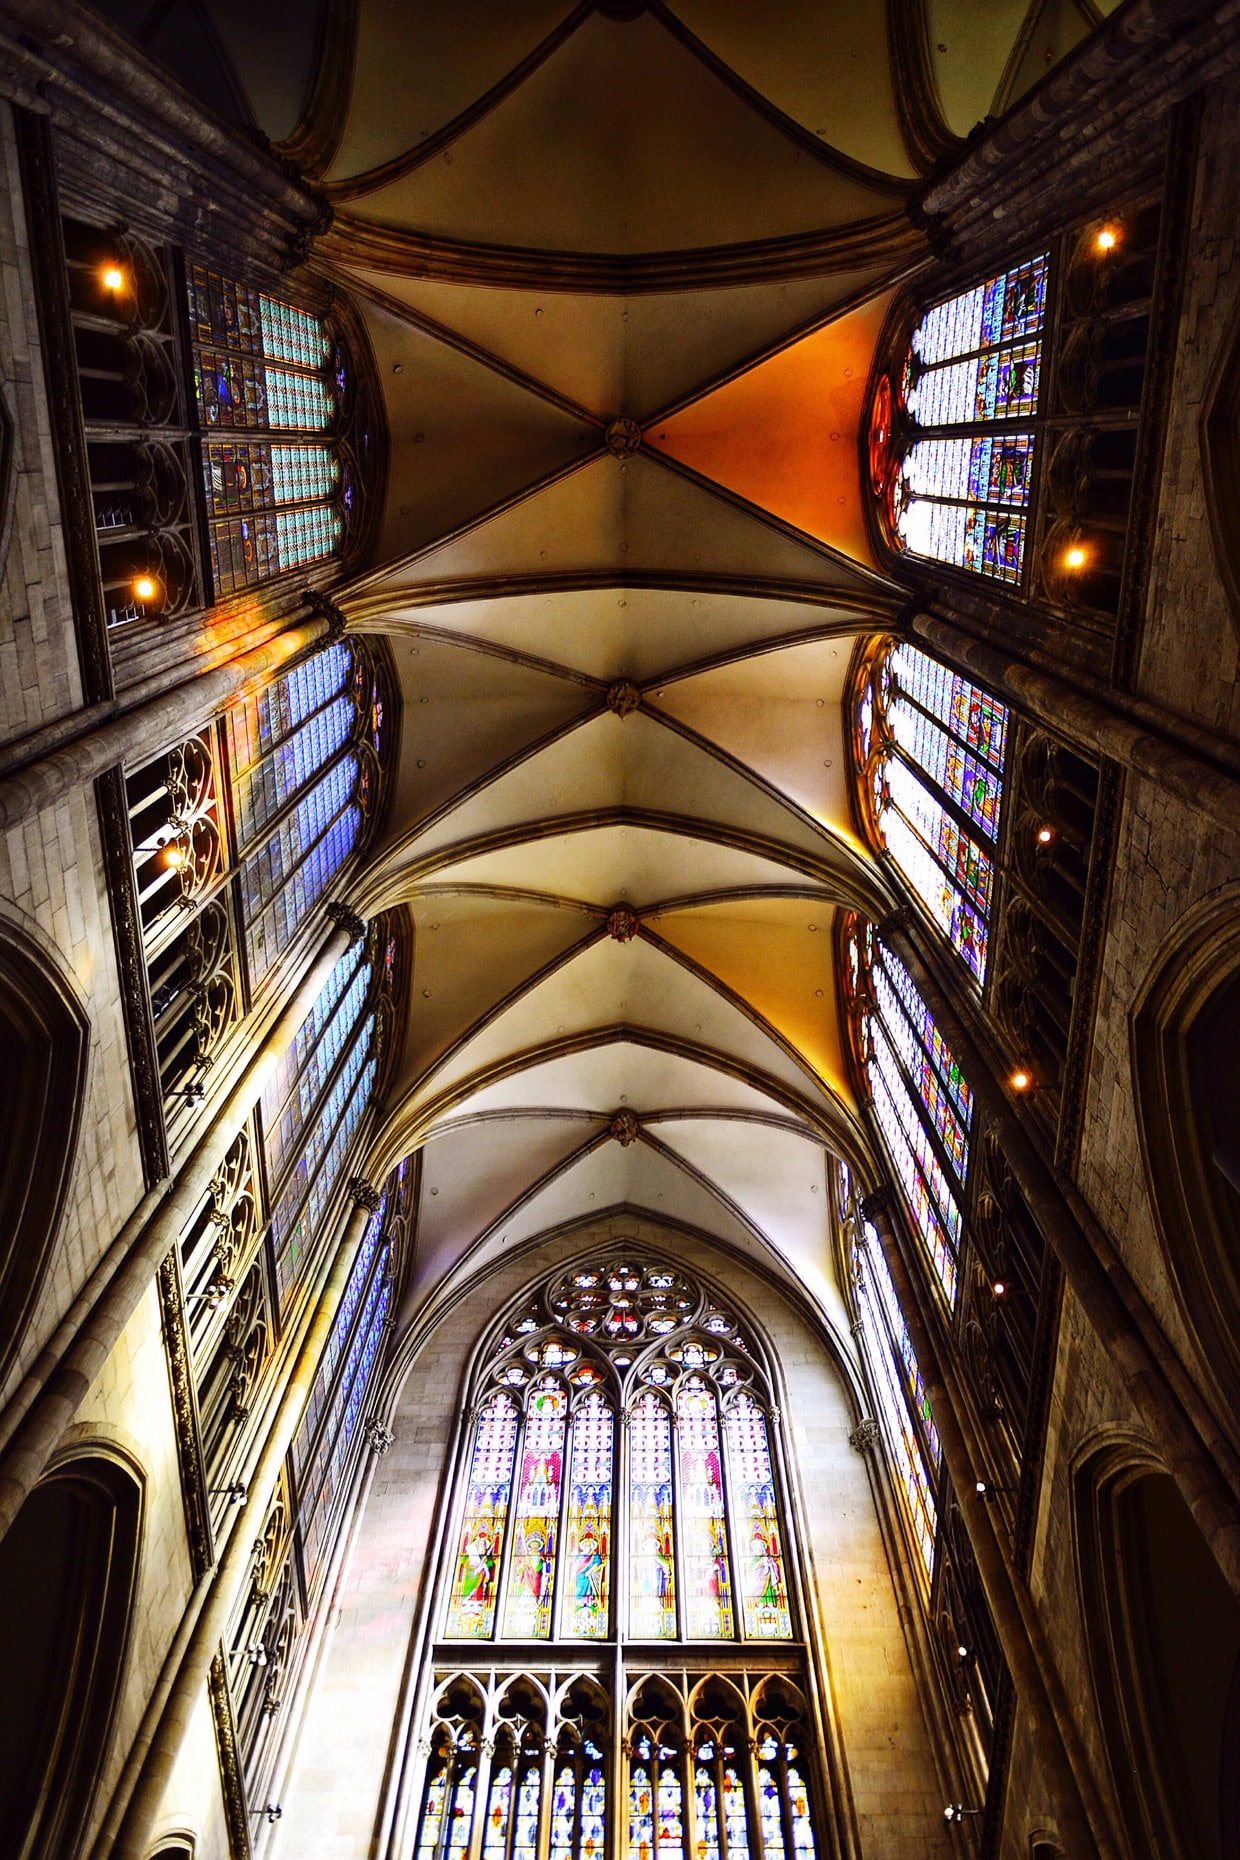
[
  {"x1": 560, "y1": 1392, "x2": 614, "y2": 1639},
  {"x1": 446, "y1": 1394, "x2": 519, "y2": 1638},
  {"x1": 676, "y1": 1378, "x2": 735, "y2": 1640},
  {"x1": 629, "y1": 1392, "x2": 677, "y2": 1638},
  {"x1": 503, "y1": 1380, "x2": 568, "y2": 1638},
  {"x1": 722, "y1": 1394, "x2": 792, "y2": 1639}
]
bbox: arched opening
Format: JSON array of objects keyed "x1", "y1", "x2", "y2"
[
  {"x1": 1078, "y1": 1458, "x2": 1240, "y2": 1860},
  {"x1": 1134, "y1": 903, "x2": 1240, "y2": 1419},
  {"x1": 0, "y1": 920, "x2": 90, "y2": 1381},
  {"x1": 0, "y1": 1456, "x2": 141, "y2": 1860}
]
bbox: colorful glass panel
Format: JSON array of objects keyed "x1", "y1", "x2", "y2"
[
  {"x1": 580, "y1": 1760, "x2": 606, "y2": 1860},
  {"x1": 786, "y1": 1767, "x2": 815, "y2": 1860},
  {"x1": 513, "y1": 1765, "x2": 541, "y2": 1860},
  {"x1": 560, "y1": 1392, "x2": 613, "y2": 1639},
  {"x1": 694, "y1": 1767, "x2": 722, "y2": 1860},
  {"x1": 657, "y1": 1761, "x2": 685, "y2": 1860},
  {"x1": 722, "y1": 1394, "x2": 791, "y2": 1639},
  {"x1": 723, "y1": 1768, "x2": 751, "y2": 1860},
  {"x1": 550, "y1": 1765, "x2": 577, "y2": 1860},
  {"x1": 629, "y1": 1392, "x2": 677, "y2": 1638},
  {"x1": 676, "y1": 1379, "x2": 734, "y2": 1640},
  {"x1": 894, "y1": 255, "x2": 1048, "y2": 582},
  {"x1": 447, "y1": 1394, "x2": 520, "y2": 1638},
  {"x1": 447, "y1": 1763, "x2": 478, "y2": 1860},
  {"x1": 482, "y1": 1767, "x2": 513, "y2": 1860},
  {"x1": 415, "y1": 1764, "x2": 449, "y2": 1860},
  {"x1": 756, "y1": 1757, "x2": 785, "y2": 1860},
  {"x1": 854, "y1": 1233, "x2": 939, "y2": 1582},
  {"x1": 630, "y1": 1765, "x2": 655, "y2": 1860},
  {"x1": 503, "y1": 1381, "x2": 568, "y2": 1638}
]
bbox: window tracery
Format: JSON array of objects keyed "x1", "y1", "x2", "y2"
[
  {"x1": 444, "y1": 1259, "x2": 788, "y2": 1646},
  {"x1": 869, "y1": 257, "x2": 1048, "y2": 583},
  {"x1": 841, "y1": 917, "x2": 972, "y2": 1305},
  {"x1": 414, "y1": 1258, "x2": 825, "y2": 1860},
  {"x1": 853, "y1": 641, "x2": 1009, "y2": 981},
  {"x1": 186, "y1": 267, "x2": 360, "y2": 593}
]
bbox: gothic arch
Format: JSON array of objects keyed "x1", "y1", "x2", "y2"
[
  {"x1": 0, "y1": 911, "x2": 91, "y2": 1380},
  {"x1": 1074, "y1": 1438, "x2": 1240, "y2": 1860},
  {"x1": 0, "y1": 1452, "x2": 142, "y2": 1860},
  {"x1": 1132, "y1": 884, "x2": 1240, "y2": 1420}
]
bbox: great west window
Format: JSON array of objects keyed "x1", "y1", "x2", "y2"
[{"x1": 411, "y1": 1255, "x2": 825, "y2": 1860}]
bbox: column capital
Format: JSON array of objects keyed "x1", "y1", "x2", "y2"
[
  {"x1": 327, "y1": 901, "x2": 367, "y2": 945},
  {"x1": 859, "y1": 1187, "x2": 894, "y2": 1222}
]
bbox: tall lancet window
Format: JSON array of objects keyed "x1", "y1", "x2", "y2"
[
  {"x1": 853, "y1": 641, "x2": 1010, "y2": 981},
  {"x1": 841, "y1": 916, "x2": 972, "y2": 1306},
  {"x1": 223, "y1": 639, "x2": 385, "y2": 984},
  {"x1": 186, "y1": 268, "x2": 362, "y2": 593},
  {"x1": 869, "y1": 256, "x2": 1048, "y2": 583},
  {"x1": 413, "y1": 1256, "x2": 823, "y2": 1860}
]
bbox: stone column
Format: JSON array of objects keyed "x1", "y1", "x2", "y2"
[
  {"x1": 879, "y1": 912, "x2": 1240, "y2": 1595},
  {"x1": 911, "y1": 610, "x2": 1240, "y2": 834},
  {"x1": 0, "y1": 613, "x2": 333, "y2": 833},
  {"x1": 108, "y1": 1182, "x2": 382, "y2": 1860},
  {"x1": 0, "y1": 914, "x2": 360, "y2": 1541},
  {"x1": 859, "y1": 1188, "x2": 1116, "y2": 1860}
]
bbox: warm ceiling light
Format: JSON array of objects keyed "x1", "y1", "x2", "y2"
[
  {"x1": 1010, "y1": 1069, "x2": 1032, "y2": 1092},
  {"x1": 132, "y1": 574, "x2": 157, "y2": 602},
  {"x1": 1036, "y1": 826, "x2": 1054, "y2": 845},
  {"x1": 162, "y1": 843, "x2": 185, "y2": 869},
  {"x1": 1063, "y1": 546, "x2": 1087, "y2": 570},
  {"x1": 101, "y1": 264, "x2": 126, "y2": 292},
  {"x1": 1095, "y1": 227, "x2": 1118, "y2": 252},
  {"x1": 993, "y1": 1280, "x2": 1007, "y2": 1298}
]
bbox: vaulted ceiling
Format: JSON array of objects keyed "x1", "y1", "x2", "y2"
[{"x1": 91, "y1": 0, "x2": 1120, "y2": 1339}]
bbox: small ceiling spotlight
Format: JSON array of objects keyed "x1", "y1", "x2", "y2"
[
  {"x1": 956, "y1": 1644, "x2": 974, "y2": 1663},
  {"x1": 212, "y1": 1482, "x2": 248, "y2": 1504},
  {"x1": 101, "y1": 263, "x2": 126, "y2": 292},
  {"x1": 132, "y1": 573, "x2": 158, "y2": 604},
  {"x1": 1062, "y1": 545, "x2": 1088, "y2": 571},
  {"x1": 1036, "y1": 825, "x2": 1054, "y2": 845},
  {"x1": 1010, "y1": 1069, "x2": 1033, "y2": 1093},
  {"x1": 1095, "y1": 226, "x2": 1119, "y2": 252},
  {"x1": 944, "y1": 1803, "x2": 980, "y2": 1823},
  {"x1": 992, "y1": 1280, "x2": 1007, "y2": 1299},
  {"x1": 974, "y1": 1478, "x2": 1012, "y2": 1502}
]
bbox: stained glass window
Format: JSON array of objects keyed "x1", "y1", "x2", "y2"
[
  {"x1": 844, "y1": 917, "x2": 972, "y2": 1304},
  {"x1": 444, "y1": 1256, "x2": 791, "y2": 1646},
  {"x1": 855, "y1": 641, "x2": 1009, "y2": 981},
  {"x1": 560, "y1": 1392, "x2": 613, "y2": 1639},
  {"x1": 257, "y1": 931, "x2": 385, "y2": 1305},
  {"x1": 630, "y1": 1391, "x2": 678, "y2": 1640},
  {"x1": 875, "y1": 255, "x2": 1048, "y2": 583},
  {"x1": 225, "y1": 641, "x2": 382, "y2": 986},
  {"x1": 851, "y1": 1211, "x2": 940, "y2": 1584},
  {"x1": 677, "y1": 1378, "x2": 735, "y2": 1640},
  {"x1": 186, "y1": 266, "x2": 351, "y2": 594},
  {"x1": 723, "y1": 1394, "x2": 791, "y2": 1639},
  {"x1": 446, "y1": 1393, "x2": 520, "y2": 1639}
]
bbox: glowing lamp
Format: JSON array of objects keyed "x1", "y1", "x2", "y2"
[
  {"x1": 1036, "y1": 826, "x2": 1054, "y2": 845},
  {"x1": 1095, "y1": 228, "x2": 1118, "y2": 252},
  {"x1": 1010, "y1": 1069, "x2": 1032, "y2": 1092},
  {"x1": 101, "y1": 264, "x2": 126, "y2": 292},
  {"x1": 1063, "y1": 546, "x2": 1087, "y2": 570},
  {"x1": 993, "y1": 1280, "x2": 1007, "y2": 1299},
  {"x1": 132, "y1": 574, "x2": 157, "y2": 603},
  {"x1": 162, "y1": 843, "x2": 185, "y2": 870}
]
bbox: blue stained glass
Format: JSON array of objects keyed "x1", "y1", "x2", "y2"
[
  {"x1": 262, "y1": 957, "x2": 370, "y2": 1185},
  {"x1": 233, "y1": 695, "x2": 353, "y2": 847},
  {"x1": 854, "y1": 1234, "x2": 939, "y2": 1581},
  {"x1": 274, "y1": 1045, "x2": 377, "y2": 1297},
  {"x1": 871, "y1": 957, "x2": 971, "y2": 1166},
  {"x1": 297, "y1": 1256, "x2": 391, "y2": 1588},
  {"x1": 296, "y1": 1200, "x2": 387, "y2": 1461},
  {"x1": 512, "y1": 1766, "x2": 541, "y2": 1860}
]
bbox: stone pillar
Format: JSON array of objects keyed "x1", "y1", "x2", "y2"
[
  {"x1": 0, "y1": 613, "x2": 333, "y2": 833},
  {"x1": 911, "y1": 610, "x2": 1240, "y2": 833},
  {"x1": 859, "y1": 1188, "x2": 1116, "y2": 1860},
  {"x1": 0, "y1": 915, "x2": 359, "y2": 1541},
  {"x1": 878, "y1": 912, "x2": 1240, "y2": 1595},
  {"x1": 107, "y1": 1182, "x2": 382, "y2": 1860}
]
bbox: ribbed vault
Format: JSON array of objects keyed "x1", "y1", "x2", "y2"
[{"x1": 253, "y1": 0, "x2": 1115, "y2": 1346}]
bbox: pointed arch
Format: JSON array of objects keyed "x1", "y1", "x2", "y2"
[{"x1": 0, "y1": 913, "x2": 91, "y2": 1380}]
